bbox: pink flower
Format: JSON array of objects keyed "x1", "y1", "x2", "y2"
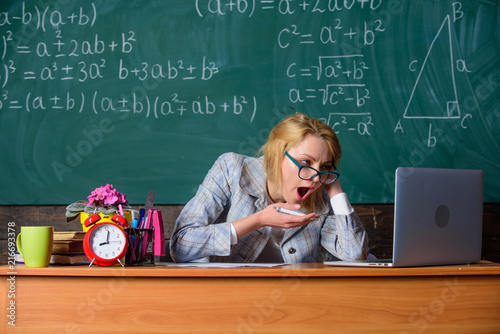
[{"x1": 87, "y1": 184, "x2": 128, "y2": 207}]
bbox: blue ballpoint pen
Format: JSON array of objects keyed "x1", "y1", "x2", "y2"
[{"x1": 138, "y1": 208, "x2": 145, "y2": 225}]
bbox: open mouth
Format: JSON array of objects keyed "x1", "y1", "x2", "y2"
[{"x1": 297, "y1": 187, "x2": 313, "y2": 201}]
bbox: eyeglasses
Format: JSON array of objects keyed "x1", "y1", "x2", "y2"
[{"x1": 285, "y1": 152, "x2": 340, "y2": 185}]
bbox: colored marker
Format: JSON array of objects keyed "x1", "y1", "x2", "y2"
[{"x1": 118, "y1": 204, "x2": 124, "y2": 216}]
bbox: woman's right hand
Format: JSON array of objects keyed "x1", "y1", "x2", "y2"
[
  {"x1": 258, "y1": 203, "x2": 320, "y2": 229},
  {"x1": 232, "y1": 204, "x2": 319, "y2": 240}
]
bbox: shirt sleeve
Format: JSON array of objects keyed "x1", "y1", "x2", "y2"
[
  {"x1": 169, "y1": 154, "x2": 234, "y2": 262},
  {"x1": 230, "y1": 223, "x2": 238, "y2": 245},
  {"x1": 321, "y1": 192, "x2": 368, "y2": 261},
  {"x1": 330, "y1": 192, "x2": 354, "y2": 215}
]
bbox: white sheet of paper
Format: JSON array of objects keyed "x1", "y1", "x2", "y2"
[{"x1": 158, "y1": 262, "x2": 285, "y2": 268}]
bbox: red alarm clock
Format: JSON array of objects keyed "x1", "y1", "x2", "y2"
[{"x1": 83, "y1": 214, "x2": 128, "y2": 267}]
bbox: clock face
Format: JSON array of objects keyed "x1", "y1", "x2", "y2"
[{"x1": 89, "y1": 224, "x2": 127, "y2": 260}]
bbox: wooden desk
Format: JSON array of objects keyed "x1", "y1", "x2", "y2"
[{"x1": 2, "y1": 262, "x2": 500, "y2": 333}]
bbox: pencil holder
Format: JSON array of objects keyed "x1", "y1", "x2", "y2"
[{"x1": 125, "y1": 228, "x2": 154, "y2": 266}]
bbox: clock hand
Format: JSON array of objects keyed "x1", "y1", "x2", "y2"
[{"x1": 99, "y1": 231, "x2": 110, "y2": 246}]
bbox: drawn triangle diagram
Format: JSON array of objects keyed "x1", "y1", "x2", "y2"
[{"x1": 404, "y1": 15, "x2": 460, "y2": 119}]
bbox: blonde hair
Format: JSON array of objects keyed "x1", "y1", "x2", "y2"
[{"x1": 259, "y1": 113, "x2": 342, "y2": 213}]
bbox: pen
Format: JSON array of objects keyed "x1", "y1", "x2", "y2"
[
  {"x1": 273, "y1": 206, "x2": 306, "y2": 217},
  {"x1": 138, "y1": 208, "x2": 145, "y2": 225}
]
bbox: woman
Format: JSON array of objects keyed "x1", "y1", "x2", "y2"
[{"x1": 170, "y1": 113, "x2": 368, "y2": 263}]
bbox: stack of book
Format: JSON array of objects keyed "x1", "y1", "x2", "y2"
[
  {"x1": 50, "y1": 231, "x2": 90, "y2": 265},
  {"x1": 16, "y1": 231, "x2": 90, "y2": 265}
]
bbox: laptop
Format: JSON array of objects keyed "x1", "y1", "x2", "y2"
[{"x1": 324, "y1": 167, "x2": 484, "y2": 267}]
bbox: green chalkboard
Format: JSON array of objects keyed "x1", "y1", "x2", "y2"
[{"x1": 1, "y1": 0, "x2": 499, "y2": 205}]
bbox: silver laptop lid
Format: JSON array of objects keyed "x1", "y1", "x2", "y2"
[{"x1": 393, "y1": 167, "x2": 483, "y2": 267}]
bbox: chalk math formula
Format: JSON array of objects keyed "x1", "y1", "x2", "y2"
[{"x1": 0, "y1": 1, "x2": 479, "y2": 142}]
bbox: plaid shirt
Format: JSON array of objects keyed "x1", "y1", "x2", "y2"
[{"x1": 170, "y1": 153, "x2": 368, "y2": 263}]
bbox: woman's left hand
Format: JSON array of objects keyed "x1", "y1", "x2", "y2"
[{"x1": 324, "y1": 179, "x2": 343, "y2": 199}]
